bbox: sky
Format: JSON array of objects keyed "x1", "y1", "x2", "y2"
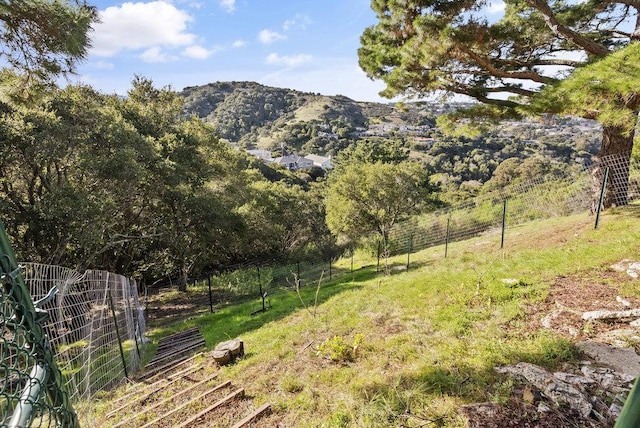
[{"x1": 71, "y1": 0, "x2": 403, "y2": 102}]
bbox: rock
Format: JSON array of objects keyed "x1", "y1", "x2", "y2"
[
  {"x1": 611, "y1": 260, "x2": 640, "y2": 279},
  {"x1": 617, "y1": 295, "x2": 632, "y2": 307},
  {"x1": 609, "y1": 403, "x2": 623, "y2": 419},
  {"x1": 577, "y1": 342, "x2": 640, "y2": 378},
  {"x1": 496, "y1": 362, "x2": 593, "y2": 418},
  {"x1": 553, "y1": 372, "x2": 595, "y2": 386},
  {"x1": 580, "y1": 365, "x2": 636, "y2": 388},
  {"x1": 537, "y1": 402, "x2": 552, "y2": 413},
  {"x1": 582, "y1": 308, "x2": 640, "y2": 321}
]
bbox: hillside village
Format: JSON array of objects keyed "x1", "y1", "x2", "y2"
[
  {"x1": 246, "y1": 150, "x2": 333, "y2": 171},
  {"x1": 181, "y1": 82, "x2": 602, "y2": 174}
]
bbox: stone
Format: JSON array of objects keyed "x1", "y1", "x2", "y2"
[
  {"x1": 577, "y1": 342, "x2": 640, "y2": 378},
  {"x1": 610, "y1": 260, "x2": 640, "y2": 279},
  {"x1": 554, "y1": 372, "x2": 595, "y2": 386},
  {"x1": 582, "y1": 308, "x2": 640, "y2": 321},
  {"x1": 609, "y1": 403, "x2": 623, "y2": 419},
  {"x1": 496, "y1": 362, "x2": 592, "y2": 418}
]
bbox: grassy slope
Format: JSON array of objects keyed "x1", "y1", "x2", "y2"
[{"x1": 142, "y1": 211, "x2": 640, "y2": 427}]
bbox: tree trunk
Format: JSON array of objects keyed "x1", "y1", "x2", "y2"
[
  {"x1": 591, "y1": 125, "x2": 634, "y2": 213},
  {"x1": 177, "y1": 267, "x2": 189, "y2": 292}
]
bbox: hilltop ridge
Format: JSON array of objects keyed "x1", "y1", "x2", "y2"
[{"x1": 179, "y1": 81, "x2": 466, "y2": 150}]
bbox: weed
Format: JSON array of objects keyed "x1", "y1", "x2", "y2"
[
  {"x1": 317, "y1": 334, "x2": 364, "y2": 363},
  {"x1": 290, "y1": 272, "x2": 324, "y2": 317},
  {"x1": 280, "y1": 375, "x2": 304, "y2": 393}
]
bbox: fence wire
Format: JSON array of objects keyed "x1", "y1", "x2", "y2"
[
  {"x1": 1, "y1": 225, "x2": 78, "y2": 427},
  {"x1": 0, "y1": 256, "x2": 145, "y2": 426},
  {"x1": 166, "y1": 154, "x2": 640, "y2": 318},
  {"x1": 1, "y1": 152, "x2": 638, "y2": 426},
  {"x1": 3, "y1": 262, "x2": 145, "y2": 426}
]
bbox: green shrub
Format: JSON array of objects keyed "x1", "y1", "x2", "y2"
[{"x1": 317, "y1": 334, "x2": 364, "y2": 362}]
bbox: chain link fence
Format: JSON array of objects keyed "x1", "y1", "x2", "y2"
[
  {"x1": 1, "y1": 218, "x2": 146, "y2": 426},
  {"x1": 1, "y1": 224, "x2": 79, "y2": 427}
]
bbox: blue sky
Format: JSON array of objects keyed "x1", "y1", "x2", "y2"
[{"x1": 72, "y1": 0, "x2": 399, "y2": 102}]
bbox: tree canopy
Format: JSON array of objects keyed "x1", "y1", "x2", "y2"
[
  {"x1": 0, "y1": 1, "x2": 97, "y2": 84},
  {"x1": 0, "y1": 78, "x2": 333, "y2": 289},
  {"x1": 325, "y1": 160, "x2": 437, "y2": 261},
  {"x1": 358, "y1": 0, "x2": 639, "y2": 199}
]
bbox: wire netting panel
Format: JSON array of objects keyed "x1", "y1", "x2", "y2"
[
  {"x1": 1, "y1": 239, "x2": 77, "y2": 426},
  {"x1": 17, "y1": 264, "x2": 145, "y2": 422},
  {"x1": 189, "y1": 155, "x2": 640, "y2": 311}
]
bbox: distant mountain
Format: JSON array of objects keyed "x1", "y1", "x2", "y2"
[{"x1": 179, "y1": 81, "x2": 449, "y2": 154}]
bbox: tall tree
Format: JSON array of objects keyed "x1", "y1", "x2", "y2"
[
  {"x1": 0, "y1": 0, "x2": 97, "y2": 99},
  {"x1": 359, "y1": 0, "x2": 639, "y2": 207},
  {"x1": 325, "y1": 160, "x2": 436, "y2": 267}
]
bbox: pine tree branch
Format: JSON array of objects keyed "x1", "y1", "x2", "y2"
[
  {"x1": 525, "y1": 0, "x2": 610, "y2": 56},
  {"x1": 461, "y1": 47, "x2": 557, "y2": 84}
]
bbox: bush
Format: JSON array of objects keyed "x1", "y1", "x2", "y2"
[{"x1": 317, "y1": 334, "x2": 364, "y2": 362}]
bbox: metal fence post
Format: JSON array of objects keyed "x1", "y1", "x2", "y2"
[
  {"x1": 257, "y1": 267, "x2": 265, "y2": 311},
  {"x1": 406, "y1": 234, "x2": 413, "y2": 271},
  {"x1": 107, "y1": 289, "x2": 128, "y2": 379},
  {"x1": 445, "y1": 217, "x2": 450, "y2": 258},
  {"x1": 351, "y1": 247, "x2": 354, "y2": 274},
  {"x1": 329, "y1": 248, "x2": 333, "y2": 281},
  {"x1": 595, "y1": 167, "x2": 610, "y2": 229},
  {"x1": 501, "y1": 199, "x2": 508, "y2": 249},
  {"x1": 207, "y1": 274, "x2": 213, "y2": 313}
]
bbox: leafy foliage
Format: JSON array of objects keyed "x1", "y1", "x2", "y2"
[
  {"x1": 358, "y1": 0, "x2": 639, "y2": 162},
  {"x1": 0, "y1": 1, "x2": 97, "y2": 100},
  {"x1": 0, "y1": 78, "x2": 330, "y2": 288},
  {"x1": 325, "y1": 160, "x2": 438, "y2": 250}
]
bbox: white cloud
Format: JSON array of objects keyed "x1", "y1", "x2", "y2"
[
  {"x1": 232, "y1": 39, "x2": 247, "y2": 48},
  {"x1": 283, "y1": 13, "x2": 312, "y2": 31},
  {"x1": 182, "y1": 45, "x2": 213, "y2": 59},
  {"x1": 220, "y1": 0, "x2": 235, "y2": 12},
  {"x1": 140, "y1": 46, "x2": 171, "y2": 63},
  {"x1": 90, "y1": 1, "x2": 196, "y2": 57},
  {"x1": 88, "y1": 60, "x2": 114, "y2": 70},
  {"x1": 266, "y1": 53, "x2": 312, "y2": 67},
  {"x1": 258, "y1": 29, "x2": 286, "y2": 45},
  {"x1": 488, "y1": 1, "x2": 505, "y2": 14}
]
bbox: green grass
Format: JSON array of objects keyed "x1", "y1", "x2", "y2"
[{"x1": 134, "y1": 210, "x2": 640, "y2": 426}]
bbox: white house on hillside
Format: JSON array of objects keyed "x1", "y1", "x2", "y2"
[
  {"x1": 272, "y1": 155, "x2": 314, "y2": 170},
  {"x1": 304, "y1": 154, "x2": 333, "y2": 170}
]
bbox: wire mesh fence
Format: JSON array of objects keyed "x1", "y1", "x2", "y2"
[
  {"x1": 19, "y1": 265, "x2": 145, "y2": 419},
  {"x1": 0, "y1": 224, "x2": 79, "y2": 427},
  {"x1": 1, "y1": 151, "x2": 638, "y2": 425},
  {"x1": 1, "y1": 232, "x2": 145, "y2": 427},
  {"x1": 167, "y1": 154, "x2": 640, "y2": 318}
]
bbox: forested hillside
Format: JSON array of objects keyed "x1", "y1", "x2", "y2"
[
  {"x1": 180, "y1": 81, "x2": 602, "y2": 202},
  {"x1": 180, "y1": 81, "x2": 440, "y2": 154}
]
